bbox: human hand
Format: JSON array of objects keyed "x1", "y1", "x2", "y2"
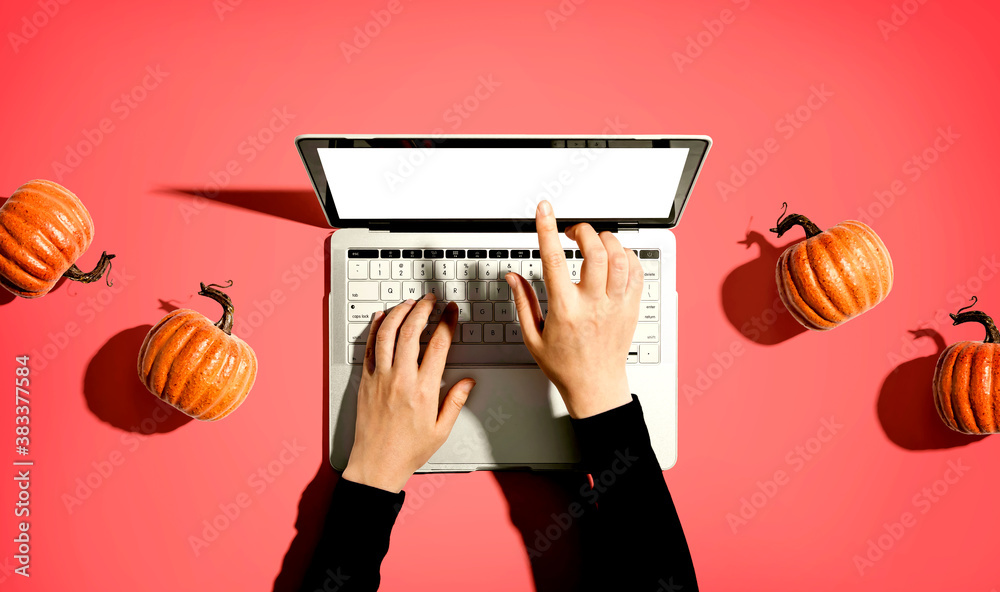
[
  {"x1": 342, "y1": 293, "x2": 476, "y2": 493},
  {"x1": 505, "y1": 200, "x2": 642, "y2": 419}
]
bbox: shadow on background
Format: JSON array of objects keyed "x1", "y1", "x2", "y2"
[
  {"x1": 493, "y1": 471, "x2": 595, "y2": 592},
  {"x1": 721, "y1": 227, "x2": 807, "y2": 345},
  {"x1": 877, "y1": 328, "x2": 987, "y2": 450},
  {"x1": 84, "y1": 324, "x2": 193, "y2": 433},
  {"x1": 159, "y1": 188, "x2": 329, "y2": 228},
  {"x1": 0, "y1": 287, "x2": 15, "y2": 306},
  {"x1": 274, "y1": 234, "x2": 337, "y2": 592}
]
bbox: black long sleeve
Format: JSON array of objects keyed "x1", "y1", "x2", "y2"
[
  {"x1": 571, "y1": 394, "x2": 699, "y2": 592},
  {"x1": 297, "y1": 478, "x2": 404, "y2": 592}
]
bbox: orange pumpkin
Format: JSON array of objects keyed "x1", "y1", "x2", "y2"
[
  {"x1": 769, "y1": 203, "x2": 893, "y2": 331},
  {"x1": 933, "y1": 297, "x2": 1000, "y2": 435},
  {"x1": 137, "y1": 282, "x2": 257, "y2": 421},
  {"x1": 0, "y1": 179, "x2": 115, "y2": 298}
]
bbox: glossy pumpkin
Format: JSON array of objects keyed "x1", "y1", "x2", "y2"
[
  {"x1": 933, "y1": 300, "x2": 1000, "y2": 434},
  {"x1": 770, "y1": 203, "x2": 893, "y2": 331},
  {"x1": 138, "y1": 282, "x2": 257, "y2": 421},
  {"x1": 0, "y1": 179, "x2": 115, "y2": 298}
]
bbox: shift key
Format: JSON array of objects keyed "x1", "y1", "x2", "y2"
[
  {"x1": 348, "y1": 302, "x2": 384, "y2": 322},
  {"x1": 632, "y1": 323, "x2": 659, "y2": 343}
]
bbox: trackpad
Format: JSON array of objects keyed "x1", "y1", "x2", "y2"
[{"x1": 425, "y1": 368, "x2": 579, "y2": 467}]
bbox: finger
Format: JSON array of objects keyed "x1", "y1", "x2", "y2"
[
  {"x1": 419, "y1": 301, "x2": 459, "y2": 378},
  {"x1": 535, "y1": 200, "x2": 571, "y2": 300},
  {"x1": 600, "y1": 231, "x2": 629, "y2": 298},
  {"x1": 506, "y1": 272, "x2": 544, "y2": 350},
  {"x1": 625, "y1": 247, "x2": 644, "y2": 301},
  {"x1": 436, "y1": 378, "x2": 476, "y2": 436},
  {"x1": 363, "y1": 310, "x2": 386, "y2": 375},
  {"x1": 394, "y1": 292, "x2": 437, "y2": 366},
  {"x1": 374, "y1": 299, "x2": 417, "y2": 371},
  {"x1": 572, "y1": 223, "x2": 608, "y2": 293}
]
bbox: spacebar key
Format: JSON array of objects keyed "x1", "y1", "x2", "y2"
[{"x1": 440, "y1": 344, "x2": 537, "y2": 365}]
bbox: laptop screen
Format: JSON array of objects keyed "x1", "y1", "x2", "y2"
[{"x1": 297, "y1": 136, "x2": 711, "y2": 229}]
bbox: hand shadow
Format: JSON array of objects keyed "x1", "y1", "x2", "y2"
[
  {"x1": 84, "y1": 323, "x2": 193, "y2": 433},
  {"x1": 877, "y1": 328, "x2": 988, "y2": 450},
  {"x1": 721, "y1": 225, "x2": 807, "y2": 345},
  {"x1": 273, "y1": 234, "x2": 339, "y2": 592}
]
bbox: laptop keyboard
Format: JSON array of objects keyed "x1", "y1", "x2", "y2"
[{"x1": 345, "y1": 248, "x2": 661, "y2": 365}]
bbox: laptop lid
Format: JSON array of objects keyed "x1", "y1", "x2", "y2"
[{"x1": 296, "y1": 135, "x2": 711, "y2": 232}]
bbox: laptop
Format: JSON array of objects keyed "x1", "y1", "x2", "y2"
[{"x1": 296, "y1": 135, "x2": 711, "y2": 471}]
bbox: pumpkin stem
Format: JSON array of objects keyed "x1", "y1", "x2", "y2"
[
  {"x1": 198, "y1": 280, "x2": 235, "y2": 335},
  {"x1": 949, "y1": 297, "x2": 1000, "y2": 344},
  {"x1": 63, "y1": 251, "x2": 116, "y2": 286},
  {"x1": 769, "y1": 202, "x2": 823, "y2": 239}
]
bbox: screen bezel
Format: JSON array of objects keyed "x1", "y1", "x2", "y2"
[{"x1": 295, "y1": 135, "x2": 711, "y2": 232}]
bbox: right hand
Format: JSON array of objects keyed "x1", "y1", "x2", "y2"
[{"x1": 505, "y1": 200, "x2": 644, "y2": 419}]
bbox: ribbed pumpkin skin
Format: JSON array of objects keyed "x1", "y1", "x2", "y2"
[
  {"x1": 0, "y1": 180, "x2": 94, "y2": 297},
  {"x1": 933, "y1": 341, "x2": 1000, "y2": 434},
  {"x1": 137, "y1": 309, "x2": 257, "y2": 421},
  {"x1": 775, "y1": 220, "x2": 893, "y2": 331}
]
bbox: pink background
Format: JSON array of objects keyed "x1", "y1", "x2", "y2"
[{"x1": 2, "y1": 0, "x2": 999, "y2": 589}]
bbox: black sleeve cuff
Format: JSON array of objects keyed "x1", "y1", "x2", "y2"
[
  {"x1": 332, "y1": 477, "x2": 407, "y2": 524},
  {"x1": 569, "y1": 394, "x2": 658, "y2": 471}
]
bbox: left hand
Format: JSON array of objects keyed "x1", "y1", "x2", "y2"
[{"x1": 342, "y1": 293, "x2": 476, "y2": 493}]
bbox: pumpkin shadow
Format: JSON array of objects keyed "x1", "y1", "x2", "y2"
[
  {"x1": 273, "y1": 234, "x2": 338, "y2": 592},
  {"x1": 721, "y1": 227, "x2": 807, "y2": 345},
  {"x1": 877, "y1": 328, "x2": 988, "y2": 450},
  {"x1": 158, "y1": 188, "x2": 329, "y2": 228},
  {"x1": 83, "y1": 325, "x2": 193, "y2": 433}
]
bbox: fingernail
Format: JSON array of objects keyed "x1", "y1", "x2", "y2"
[
  {"x1": 373, "y1": 311, "x2": 383, "y2": 320},
  {"x1": 537, "y1": 200, "x2": 551, "y2": 215},
  {"x1": 404, "y1": 298, "x2": 414, "y2": 305},
  {"x1": 422, "y1": 292, "x2": 436, "y2": 300}
]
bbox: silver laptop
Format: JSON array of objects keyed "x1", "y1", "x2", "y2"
[{"x1": 296, "y1": 135, "x2": 711, "y2": 471}]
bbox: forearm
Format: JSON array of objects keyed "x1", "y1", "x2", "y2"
[
  {"x1": 571, "y1": 394, "x2": 698, "y2": 591},
  {"x1": 298, "y1": 478, "x2": 404, "y2": 592}
]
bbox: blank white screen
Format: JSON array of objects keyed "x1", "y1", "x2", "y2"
[{"x1": 318, "y1": 147, "x2": 689, "y2": 220}]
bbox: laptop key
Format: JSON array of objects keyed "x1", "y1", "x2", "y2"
[
  {"x1": 467, "y1": 249, "x2": 487, "y2": 258},
  {"x1": 380, "y1": 249, "x2": 401, "y2": 258},
  {"x1": 348, "y1": 249, "x2": 378, "y2": 258},
  {"x1": 489, "y1": 249, "x2": 509, "y2": 258},
  {"x1": 348, "y1": 261, "x2": 367, "y2": 279},
  {"x1": 511, "y1": 249, "x2": 530, "y2": 259},
  {"x1": 348, "y1": 302, "x2": 383, "y2": 322},
  {"x1": 446, "y1": 249, "x2": 465, "y2": 258},
  {"x1": 424, "y1": 249, "x2": 444, "y2": 258},
  {"x1": 639, "y1": 249, "x2": 659, "y2": 259},
  {"x1": 403, "y1": 249, "x2": 422, "y2": 258},
  {"x1": 348, "y1": 282, "x2": 379, "y2": 300}
]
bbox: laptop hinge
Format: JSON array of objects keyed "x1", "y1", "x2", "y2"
[
  {"x1": 369, "y1": 221, "x2": 391, "y2": 233},
  {"x1": 618, "y1": 221, "x2": 639, "y2": 232}
]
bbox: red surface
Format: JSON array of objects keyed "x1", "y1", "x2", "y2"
[{"x1": 2, "y1": 0, "x2": 999, "y2": 590}]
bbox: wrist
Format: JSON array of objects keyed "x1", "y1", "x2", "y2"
[
  {"x1": 562, "y1": 375, "x2": 632, "y2": 419},
  {"x1": 342, "y1": 461, "x2": 409, "y2": 494}
]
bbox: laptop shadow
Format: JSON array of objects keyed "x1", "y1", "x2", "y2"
[
  {"x1": 158, "y1": 187, "x2": 329, "y2": 228},
  {"x1": 876, "y1": 328, "x2": 988, "y2": 450},
  {"x1": 721, "y1": 224, "x2": 807, "y2": 346},
  {"x1": 273, "y1": 234, "x2": 338, "y2": 592}
]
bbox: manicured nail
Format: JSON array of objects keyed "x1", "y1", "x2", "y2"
[
  {"x1": 404, "y1": 298, "x2": 414, "y2": 305},
  {"x1": 373, "y1": 311, "x2": 383, "y2": 320},
  {"x1": 537, "y1": 200, "x2": 551, "y2": 215}
]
